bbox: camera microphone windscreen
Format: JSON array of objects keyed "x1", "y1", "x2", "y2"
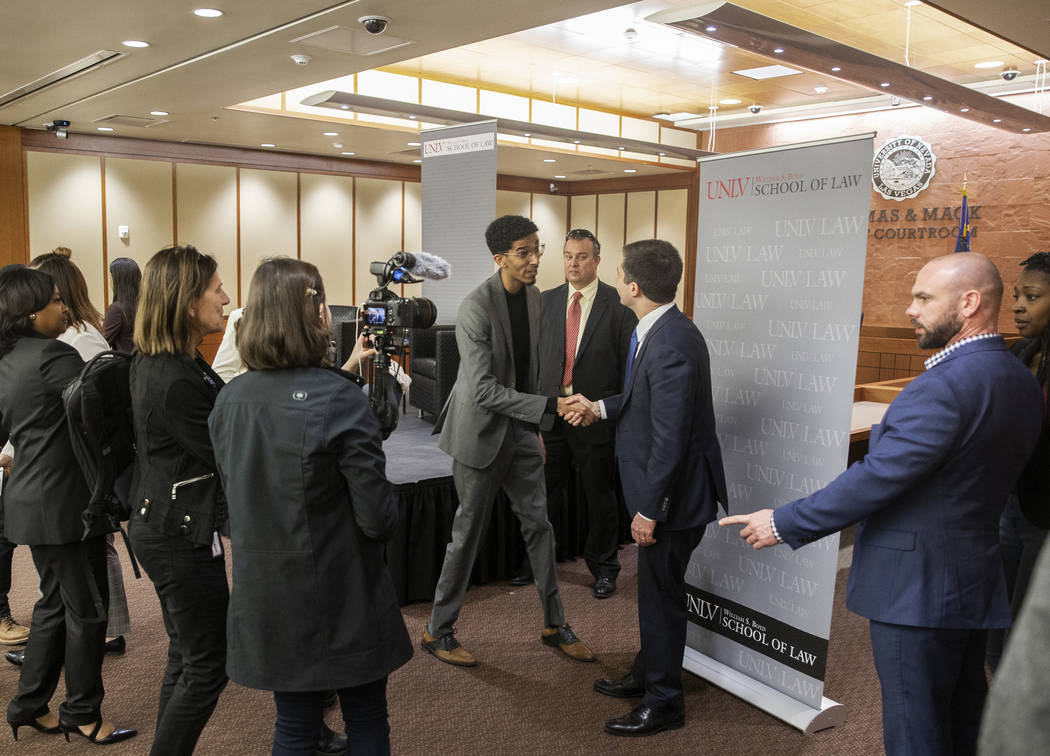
[{"x1": 405, "y1": 251, "x2": 451, "y2": 280}]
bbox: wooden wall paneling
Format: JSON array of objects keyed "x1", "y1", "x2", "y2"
[
  {"x1": 354, "y1": 177, "x2": 404, "y2": 306},
  {"x1": 402, "y1": 180, "x2": 423, "y2": 300},
  {"x1": 104, "y1": 158, "x2": 175, "y2": 306},
  {"x1": 299, "y1": 172, "x2": 355, "y2": 306},
  {"x1": 656, "y1": 188, "x2": 689, "y2": 311},
  {"x1": 0, "y1": 126, "x2": 27, "y2": 267},
  {"x1": 176, "y1": 163, "x2": 238, "y2": 311},
  {"x1": 569, "y1": 195, "x2": 597, "y2": 237},
  {"x1": 26, "y1": 151, "x2": 105, "y2": 309},
  {"x1": 496, "y1": 189, "x2": 530, "y2": 220},
  {"x1": 532, "y1": 193, "x2": 568, "y2": 292},
  {"x1": 597, "y1": 193, "x2": 626, "y2": 268},
  {"x1": 626, "y1": 191, "x2": 656, "y2": 245},
  {"x1": 238, "y1": 168, "x2": 298, "y2": 304}
]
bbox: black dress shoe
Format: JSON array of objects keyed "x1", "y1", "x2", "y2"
[
  {"x1": 5, "y1": 649, "x2": 24, "y2": 667},
  {"x1": 316, "y1": 723, "x2": 347, "y2": 754},
  {"x1": 604, "y1": 704, "x2": 684, "y2": 737},
  {"x1": 509, "y1": 567, "x2": 533, "y2": 587},
  {"x1": 593, "y1": 674, "x2": 644, "y2": 699},
  {"x1": 593, "y1": 577, "x2": 616, "y2": 599},
  {"x1": 104, "y1": 636, "x2": 126, "y2": 655}
]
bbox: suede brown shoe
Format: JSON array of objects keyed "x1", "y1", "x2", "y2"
[
  {"x1": 542, "y1": 624, "x2": 595, "y2": 662},
  {"x1": 0, "y1": 615, "x2": 29, "y2": 645},
  {"x1": 421, "y1": 628, "x2": 477, "y2": 667}
]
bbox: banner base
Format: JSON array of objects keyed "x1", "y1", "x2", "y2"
[{"x1": 683, "y1": 648, "x2": 847, "y2": 735}]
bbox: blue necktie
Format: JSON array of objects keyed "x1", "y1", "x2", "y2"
[{"x1": 623, "y1": 329, "x2": 638, "y2": 392}]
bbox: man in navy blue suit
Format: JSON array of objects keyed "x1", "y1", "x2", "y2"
[
  {"x1": 568, "y1": 239, "x2": 727, "y2": 737},
  {"x1": 722, "y1": 252, "x2": 1042, "y2": 756}
]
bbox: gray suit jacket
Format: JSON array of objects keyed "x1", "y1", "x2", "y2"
[{"x1": 436, "y1": 272, "x2": 550, "y2": 469}]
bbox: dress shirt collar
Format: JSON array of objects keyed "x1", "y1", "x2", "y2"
[
  {"x1": 567, "y1": 276, "x2": 599, "y2": 305},
  {"x1": 923, "y1": 331, "x2": 1001, "y2": 370},
  {"x1": 634, "y1": 302, "x2": 675, "y2": 349}
]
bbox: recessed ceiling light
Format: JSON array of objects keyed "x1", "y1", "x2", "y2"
[
  {"x1": 880, "y1": 82, "x2": 891, "y2": 87},
  {"x1": 993, "y1": 118, "x2": 1002, "y2": 123},
  {"x1": 554, "y1": 175, "x2": 566, "y2": 179},
  {"x1": 773, "y1": 48, "x2": 784, "y2": 54},
  {"x1": 1023, "y1": 128, "x2": 1031, "y2": 132},
  {"x1": 341, "y1": 151, "x2": 355, "y2": 156},
  {"x1": 260, "y1": 143, "x2": 274, "y2": 147},
  {"x1": 572, "y1": 139, "x2": 581, "y2": 144},
  {"x1": 831, "y1": 66, "x2": 841, "y2": 72},
  {"x1": 653, "y1": 111, "x2": 703, "y2": 120},
  {"x1": 413, "y1": 159, "x2": 422, "y2": 163},
  {"x1": 150, "y1": 110, "x2": 168, "y2": 116},
  {"x1": 323, "y1": 131, "x2": 339, "y2": 136},
  {"x1": 719, "y1": 98, "x2": 741, "y2": 105},
  {"x1": 618, "y1": 146, "x2": 625, "y2": 151},
  {"x1": 523, "y1": 132, "x2": 531, "y2": 137},
  {"x1": 97, "y1": 127, "x2": 114, "y2": 132},
  {"x1": 974, "y1": 60, "x2": 1004, "y2": 69},
  {"x1": 543, "y1": 158, "x2": 556, "y2": 163},
  {"x1": 705, "y1": 25, "x2": 717, "y2": 32},
  {"x1": 813, "y1": 86, "x2": 828, "y2": 94},
  {"x1": 407, "y1": 115, "x2": 416, "y2": 120},
  {"x1": 658, "y1": 152, "x2": 666, "y2": 156},
  {"x1": 960, "y1": 107, "x2": 969, "y2": 112},
  {"x1": 193, "y1": 8, "x2": 223, "y2": 18},
  {"x1": 407, "y1": 142, "x2": 421, "y2": 146},
  {"x1": 923, "y1": 95, "x2": 933, "y2": 101},
  {"x1": 733, "y1": 65, "x2": 801, "y2": 80},
  {"x1": 122, "y1": 40, "x2": 150, "y2": 48},
  {"x1": 904, "y1": 0, "x2": 922, "y2": 6},
  {"x1": 624, "y1": 169, "x2": 637, "y2": 173},
  {"x1": 340, "y1": 104, "x2": 349, "y2": 110},
  {"x1": 332, "y1": 143, "x2": 343, "y2": 148}
]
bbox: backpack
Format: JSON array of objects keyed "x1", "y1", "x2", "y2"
[{"x1": 63, "y1": 350, "x2": 141, "y2": 575}]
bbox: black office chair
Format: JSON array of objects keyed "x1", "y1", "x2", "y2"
[{"x1": 408, "y1": 325, "x2": 459, "y2": 421}]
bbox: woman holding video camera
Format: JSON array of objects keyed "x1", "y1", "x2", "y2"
[{"x1": 208, "y1": 257, "x2": 411, "y2": 756}]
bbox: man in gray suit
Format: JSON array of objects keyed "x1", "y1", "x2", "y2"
[{"x1": 421, "y1": 215, "x2": 595, "y2": 667}]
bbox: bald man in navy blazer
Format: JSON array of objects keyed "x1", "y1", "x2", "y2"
[
  {"x1": 723, "y1": 253, "x2": 1042, "y2": 756},
  {"x1": 571, "y1": 239, "x2": 727, "y2": 737}
]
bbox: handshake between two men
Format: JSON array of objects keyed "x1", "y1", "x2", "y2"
[{"x1": 555, "y1": 394, "x2": 600, "y2": 427}]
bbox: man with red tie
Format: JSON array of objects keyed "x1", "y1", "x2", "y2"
[{"x1": 531, "y1": 229, "x2": 636, "y2": 598}]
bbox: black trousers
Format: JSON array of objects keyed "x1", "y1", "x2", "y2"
[
  {"x1": 6, "y1": 536, "x2": 108, "y2": 727},
  {"x1": 629, "y1": 525, "x2": 704, "y2": 715},
  {"x1": 130, "y1": 520, "x2": 229, "y2": 756},
  {"x1": 543, "y1": 426, "x2": 622, "y2": 580}
]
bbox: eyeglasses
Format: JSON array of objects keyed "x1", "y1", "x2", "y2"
[
  {"x1": 504, "y1": 243, "x2": 545, "y2": 260},
  {"x1": 565, "y1": 228, "x2": 600, "y2": 253}
]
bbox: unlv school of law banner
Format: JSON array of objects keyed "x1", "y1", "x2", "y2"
[{"x1": 685, "y1": 134, "x2": 874, "y2": 727}]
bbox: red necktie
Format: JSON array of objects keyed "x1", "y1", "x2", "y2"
[{"x1": 562, "y1": 291, "x2": 583, "y2": 387}]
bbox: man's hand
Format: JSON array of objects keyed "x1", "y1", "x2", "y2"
[
  {"x1": 341, "y1": 332, "x2": 378, "y2": 375},
  {"x1": 719, "y1": 509, "x2": 778, "y2": 550},
  {"x1": 558, "y1": 394, "x2": 599, "y2": 427},
  {"x1": 631, "y1": 513, "x2": 656, "y2": 547},
  {"x1": 0, "y1": 454, "x2": 12, "y2": 478}
]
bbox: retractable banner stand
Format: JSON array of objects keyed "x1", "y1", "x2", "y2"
[
  {"x1": 420, "y1": 120, "x2": 498, "y2": 324},
  {"x1": 684, "y1": 133, "x2": 874, "y2": 733}
]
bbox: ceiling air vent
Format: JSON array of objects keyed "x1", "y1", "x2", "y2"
[
  {"x1": 289, "y1": 26, "x2": 413, "y2": 56},
  {"x1": 94, "y1": 115, "x2": 168, "y2": 128},
  {"x1": 0, "y1": 50, "x2": 125, "y2": 109},
  {"x1": 570, "y1": 169, "x2": 606, "y2": 176}
]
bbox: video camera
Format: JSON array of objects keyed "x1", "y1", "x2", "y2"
[{"x1": 362, "y1": 252, "x2": 443, "y2": 436}]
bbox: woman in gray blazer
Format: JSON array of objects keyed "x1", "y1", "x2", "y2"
[
  {"x1": 0, "y1": 265, "x2": 135, "y2": 745},
  {"x1": 209, "y1": 258, "x2": 411, "y2": 756}
]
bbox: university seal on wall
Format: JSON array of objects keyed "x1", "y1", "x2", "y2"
[{"x1": 871, "y1": 136, "x2": 936, "y2": 201}]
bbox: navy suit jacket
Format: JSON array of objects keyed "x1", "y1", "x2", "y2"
[
  {"x1": 774, "y1": 336, "x2": 1042, "y2": 629},
  {"x1": 604, "y1": 306, "x2": 727, "y2": 530}
]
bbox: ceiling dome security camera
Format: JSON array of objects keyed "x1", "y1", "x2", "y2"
[
  {"x1": 1001, "y1": 68, "x2": 1020, "y2": 81},
  {"x1": 290, "y1": 54, "x2": 312, "y2": 65},
  {"x1": 359, "y1": 15, "x2": 390, "y2": 35},
  {"x1": 748, "y1": 103, "x2": 762, "y2": 114}
]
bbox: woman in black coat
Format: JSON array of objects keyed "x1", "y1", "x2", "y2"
[
  {"x1": 208, "y1": 258, "x2": 411, "y2": 756},
  {"x1": 128, "y1": 245, "x2": 230, "y2": 756},
  {"x1": 102, "y1": 257, "x2": 140, "y2": 354},
  {"x1": 0, "y1": 266, "x2": 134, "y2": 745}
]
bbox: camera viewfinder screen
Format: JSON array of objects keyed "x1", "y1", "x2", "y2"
[{"x1": 364, "y1": 306, "x2": 386, "y2": 325}]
